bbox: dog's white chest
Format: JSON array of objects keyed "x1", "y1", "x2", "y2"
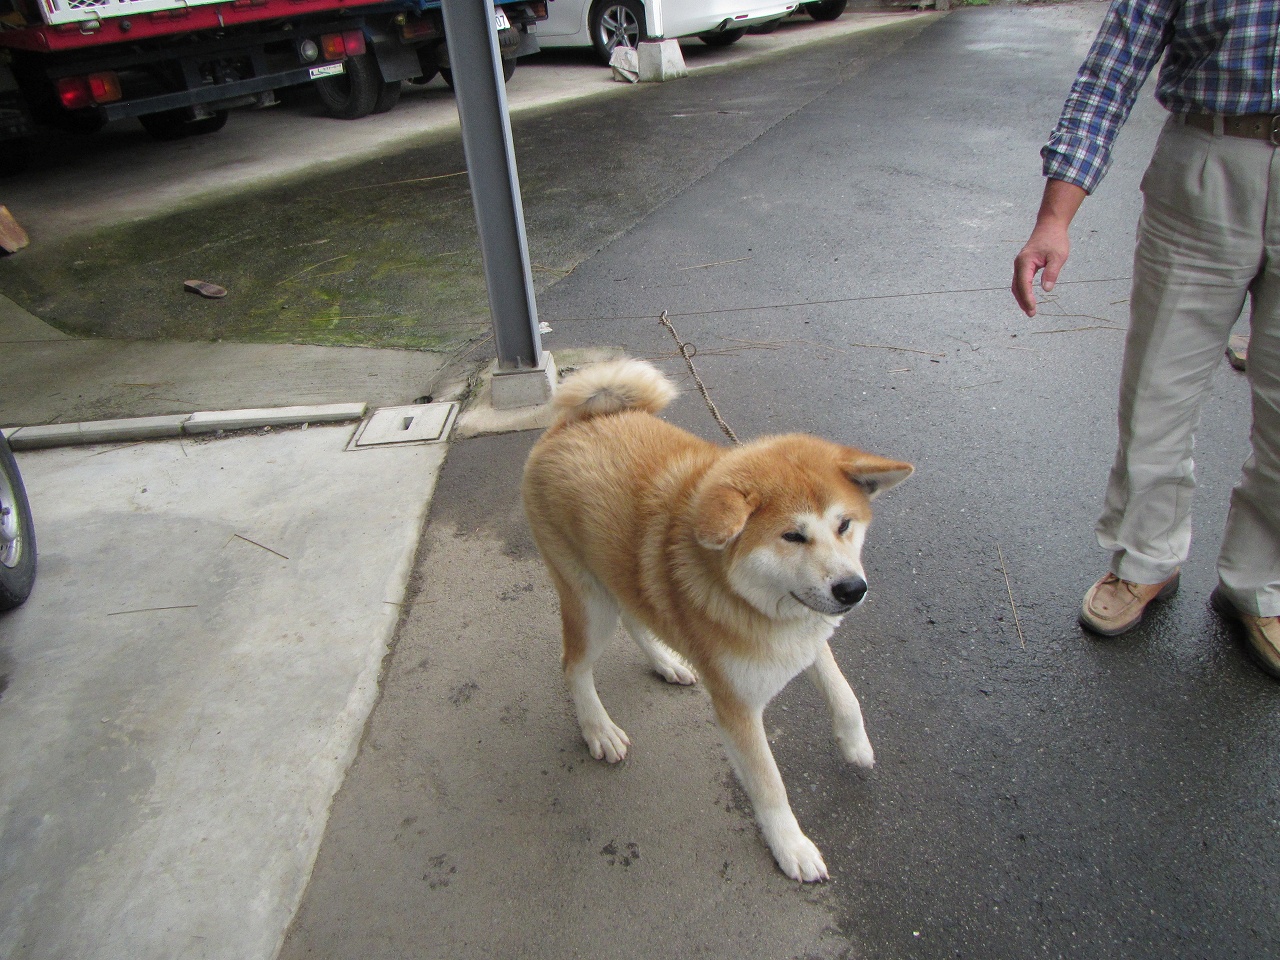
[{"x1": 720, "y1": 618, "x2": 836, "y2": 710}]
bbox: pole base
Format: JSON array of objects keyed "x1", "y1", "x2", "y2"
[{"x1": 490, "y1": 353, "x2": 558, "y2": 410}]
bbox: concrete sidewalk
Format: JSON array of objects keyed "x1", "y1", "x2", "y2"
[{"x1": 0, "y1": 424, "x2": 446, "y2": 960}]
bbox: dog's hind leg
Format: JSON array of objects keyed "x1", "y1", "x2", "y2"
[
  {"x1": 554, "y1": 569, "x2": 631, "y2": 763},
  {"x1": 806, "y1": 641, "x2": 875, "y2": 769},
  {"x1": 621, "y1": 613, "x2": 698, "y2": 685}
]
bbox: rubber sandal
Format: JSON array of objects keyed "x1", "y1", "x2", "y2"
[{"x1": 184, "y1": 279, "x2": 227, "y2": 299}]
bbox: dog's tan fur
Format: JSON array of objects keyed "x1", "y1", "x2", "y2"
[{"x1": 522, "y1": 359, "x2": 912, "y2": 881}]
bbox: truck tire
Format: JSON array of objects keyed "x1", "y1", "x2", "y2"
[
  {"x1": 315, "y1": 52, "x2": 381, "y2": 119},
  {"x1": 0, "y1": 434, "x2": 36, "y2": 612},
  {"x1": 139, "y1": 109, "x2": 228, "y2": 141},
  {"x1": 372, "y1": 78, "x2": 402, "y2": 115},
  {"x1": 802, "y1": 0, "x2": 847, "y2": 20},
  {"x1": 0, "y1": 138, "x2": 31, "y2": 177}
]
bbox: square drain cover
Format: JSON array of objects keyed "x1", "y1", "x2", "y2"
[{"x1": 351, "y1": 402, "x2": 458, "y2": 448}]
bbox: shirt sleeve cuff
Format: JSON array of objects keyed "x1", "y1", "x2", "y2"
[{"x1": 1041, "y1": 132, "x2": 1109, "y2": 195}]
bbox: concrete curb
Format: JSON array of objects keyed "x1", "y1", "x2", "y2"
[{"x1": 3, "y1": 402, "x2": 367, "y2": 450}]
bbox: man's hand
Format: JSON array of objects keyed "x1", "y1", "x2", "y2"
[{"x1": 1012, "y1": 180, "x2": 1087, "y2": 318}]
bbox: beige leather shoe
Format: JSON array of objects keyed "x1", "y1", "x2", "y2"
[
  {"x1": 1211, "y1": 587, "x2": 1280, "y2": 681},
  {"x1": 1080, "y1": 570, "x2": 1180, "y2": 637}
]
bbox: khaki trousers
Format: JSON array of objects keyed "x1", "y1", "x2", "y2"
[{"x1": 1097, "y1": 115, "x2": 1280, "y2": 617}]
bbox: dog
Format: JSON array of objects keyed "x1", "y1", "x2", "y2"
[{"x1": 521, "y1": 359, "x2": 912, "y2": 882}]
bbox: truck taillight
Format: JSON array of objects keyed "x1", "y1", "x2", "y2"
[
  {"x1": 319, "y1": 29, "x2": 366, "y2": 61},
  {"x1": 55, "y1": 72, "x2": 121, "y2": 110}
]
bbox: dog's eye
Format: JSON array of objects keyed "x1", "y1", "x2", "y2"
[
  {"x1": 837, "y1": 518, "x2": 851, "y2": 536},
  {"x1": 781, "y1": 531, "x2": 807, "y2": 544}
]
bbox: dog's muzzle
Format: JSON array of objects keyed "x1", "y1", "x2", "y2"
[{"x1": 792, "y1": 576, "x2": 868, "y2": 615}]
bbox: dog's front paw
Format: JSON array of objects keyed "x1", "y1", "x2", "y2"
[
  {"x1": 771, "y1": 832, "x2": 829, "y2": 883},
  {"x1": 582, "y1": 719, "x2": 631, "y2": 763},
  {"x1": 836, "y1": 729, "x2": 875, "y2": 769}
]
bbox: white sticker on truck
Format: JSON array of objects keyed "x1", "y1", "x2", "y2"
[{"x1": 309, "y1": 62, "x2": 346, "y2": 80}]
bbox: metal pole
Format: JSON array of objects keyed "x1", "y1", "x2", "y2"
[{"x1": 439, "y1": 0, "x2": 543, "y2": 373}]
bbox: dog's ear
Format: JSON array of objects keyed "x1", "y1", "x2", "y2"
[
  {"x1": 838, "y1": 449, "x2": 914, "y2": 499},
  {"x1": 694, "y1": 482, "x2": 759, "y2": 550}
]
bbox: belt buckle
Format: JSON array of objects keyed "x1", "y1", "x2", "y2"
[{"x1": 1271, "y1": 115, "x2": 1280, "y2": 146}]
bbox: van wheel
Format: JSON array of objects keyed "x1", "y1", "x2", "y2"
[
  {"x1": 699, "y1": 27, "x2": 746, "y2": 47},
  {"x1": 802, "y1": 0, "x2": 847, "y2": 21},
  {"x1": 0, "y1": 435, "x2": 36, "y2": 612},
  {"x1": 315, "y1": 51, "x2": 381, "y2": 119}
]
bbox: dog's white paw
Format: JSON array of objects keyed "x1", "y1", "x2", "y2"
[
  {"x1": 837, "y1": 730, "x2": 875, "y2": 769},
  {"x1": 582, "y1": 719, "x2": 630, "y2": 763},
  {"x1": 771, "y1": 832, "x2": 829, "y2": 883},
  {"x1": 653, "y1": 658, "x2": 698, "y2": 686}
]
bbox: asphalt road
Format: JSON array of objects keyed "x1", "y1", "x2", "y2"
[{"x1": 279, "y1": 4, "x2": 1279, "y2": 960}]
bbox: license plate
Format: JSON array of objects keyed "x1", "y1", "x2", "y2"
[
  {"x1": 494, "y1": 8, "x2": 510, "y2": 30},
  {"x1": 309, "y1": 62, "x2": 346, "y2": 80}
]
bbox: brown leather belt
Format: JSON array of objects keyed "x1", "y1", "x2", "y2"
[{"x1": 1183, "y1": 112, "x2": 1280, "y2": 145}]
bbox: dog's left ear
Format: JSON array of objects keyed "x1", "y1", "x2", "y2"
[
  {"x1": 694, "y1": 482, "x2": 760, "y2": 550},
  {"x1": 838, "y1": 449, "x2": 914, "y2": 499}
]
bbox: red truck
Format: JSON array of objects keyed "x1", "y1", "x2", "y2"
[{"x1": 0, "y1": 0, "x2": 547, "y2": 170}]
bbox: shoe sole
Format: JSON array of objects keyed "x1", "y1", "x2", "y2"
[
  {"x1": 1079, "y1": 574, "x2": 1180, "y2": 638},
  {"x1": 1211, "y1": 587, "x2": 1280, "y2": 681}
]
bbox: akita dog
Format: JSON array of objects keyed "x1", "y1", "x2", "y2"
[{"x1": 522, "y1": 359, "x2": 912, "y2": 881}]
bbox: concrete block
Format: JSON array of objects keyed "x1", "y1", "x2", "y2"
[
  {"x1": 184, "y1": 403, "x2": 366, "y2": 435},
  {"x1": 638, "y1": 39, "x2": 688, "y2": 82},
  {"x1": 489, "y1": 354, "x2": 558, "y2": 411},
  {"x1": 7, "y1": 415, "x2": 190, "y2": 450}
]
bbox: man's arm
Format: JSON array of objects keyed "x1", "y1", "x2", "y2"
[{"x1": 1011, "y1": 179, "x2": 1088, "y2": 318}]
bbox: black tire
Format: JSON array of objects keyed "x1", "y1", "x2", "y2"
[
  {"x1": 0, "y1": 435, "x2": 36, "y2": 612},
  {"x1": 803, "y1": 0, "x2": 847, "y2": 21},
  {"x1": 315, "y1": 51, "x2": 381, "y2": 119},
  {"x1": 372, "y1": 79, "x2": 402, "y2": 114},
  {"x1": 589, "y1": 0, "x2": 646, "y2": 65},
  {"x1": 54, "y1": 109, "x2": 107, "y2": 136},
  {"x1": 139, "y1": 109, "x2": 192, "y2": 141},
  {"x1": 0, "y1": 138, "x2": 31, "y2": 177},
  {"x1": 699, "y1": 26, "x2": 746, "y2": 47},
  {"x1": 187, "y1": 110, "x2": 229, "y2": 136}
]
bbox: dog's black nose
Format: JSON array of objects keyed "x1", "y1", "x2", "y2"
[{"x1": 832, "y1": 577, "x2": 868, "y2": 608}]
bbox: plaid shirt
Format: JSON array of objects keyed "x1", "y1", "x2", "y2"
[{"x1": 1042, "y1": 0, "x2": 1280, "y2": 193}]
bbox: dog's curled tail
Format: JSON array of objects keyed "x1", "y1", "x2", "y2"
[{"x1": 553, "y1": 358, "x2": 676, "y2": 426}]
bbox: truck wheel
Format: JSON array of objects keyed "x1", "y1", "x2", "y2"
[
  {"x1": 0, "y1": 434, "x2": 36, "y2": 612},
  {"x1": 0, "y1": 138, "x2": 31, "y2": 177},
  {"x1": 315, "y1": 52, "x2": 380, "y2": 119},
  {"x1": 372, "y1": 79, "x2": 402, "y2": 115},
  {"x1": 188, "y1": 111, "x2": 229, "y2": 135},
  {"x1": 802, "y1": 0, "x2": 847, "y2": 20},
  {"x1": 699, "y1": 27, "x2": 746, "y2": 47},
  {"x1": 589, "y1": 0, "x2": 645, "y2": 65},
  {"x1": 140, "y1": 109, "x2": 228, "y2": 140}
]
